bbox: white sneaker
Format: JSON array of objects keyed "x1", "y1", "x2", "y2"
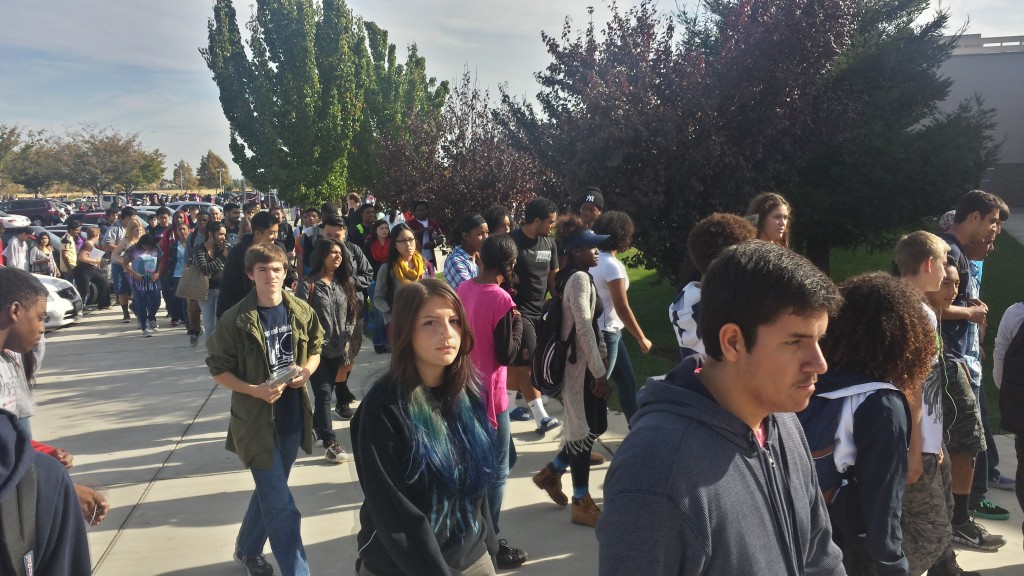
[{"x1": 325, "y1": 443, "x2": 350, "y2": 463}]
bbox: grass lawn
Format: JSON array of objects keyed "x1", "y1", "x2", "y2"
[{"x1": 619, "y1": 235, "x2": 1024, "y2": 430}]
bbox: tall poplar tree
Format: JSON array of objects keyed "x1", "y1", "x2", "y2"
[{"x1": 202, "y1": 0, "x2": 368, "y2": 207}]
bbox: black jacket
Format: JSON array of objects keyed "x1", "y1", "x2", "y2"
[
  {"x1": 351, "y1": 377, "x2": 496, "y2": 575},
  {"x1": 597, "y1": 357, "x2": 845, "y2": 576},
  {"x1": 215, "y1": 234, "x2": 296, "y2": 319}
]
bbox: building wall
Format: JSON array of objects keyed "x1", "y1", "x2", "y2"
[{"x1": 940, "y1": 35, "x2": 1024, "y2": 205}]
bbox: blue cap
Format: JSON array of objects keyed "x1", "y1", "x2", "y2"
[{"x1": 561, "y1": 229, "x2": 609, "y2": 254}]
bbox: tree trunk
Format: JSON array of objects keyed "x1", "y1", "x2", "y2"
[{"x1": 804, "y1": 238, "x2": 831, "y2": 275}]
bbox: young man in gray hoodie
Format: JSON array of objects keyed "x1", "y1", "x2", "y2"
[{"x1": 597, "y1": 241, "x2": 847, "y2": 576}]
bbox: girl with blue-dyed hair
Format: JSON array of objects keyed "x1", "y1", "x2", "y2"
[{"x1": 352, "y1": 278, "x2": 499, "y2": 575}]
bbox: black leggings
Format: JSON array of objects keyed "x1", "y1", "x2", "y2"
[
  {"x1": 557, "y1": 384, "x2": 608, "y2": 489},
  {"x1": 75, "y1": 267, "x2": 110, "y2": 309}
]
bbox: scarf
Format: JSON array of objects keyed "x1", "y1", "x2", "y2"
[
  {"x1": 370, "y1": 238, "x2": 389, "y2": 264},
  {"x1": 393, "y1": 251, "x2": 426, "y2": 284}
]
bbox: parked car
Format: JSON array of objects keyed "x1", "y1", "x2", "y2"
[
  {"x1": 166, "y1": 201, "x2": 221, "y2": 214},
  {"x1": 34, "y1": 273, "x2": 83, "y2": 331},
  {"x1": 0, "y1": 210, "x2": 31, "y2": 228},
  {"x1": 3, "y1": 198, "x2": 66, "y2": 225}
]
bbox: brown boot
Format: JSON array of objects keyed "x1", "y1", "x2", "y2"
[
  {"x1": 571, "y1": 494, "x2": 601, "y2": 527},
  {"x1": 532, "y1": 464, "x2": 568, "y2": 506}
]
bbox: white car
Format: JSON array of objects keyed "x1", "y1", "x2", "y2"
[
  {"x1": 34, "y1": 274, "x2": 83, "y2": 331},
  {"x1": 0, "y1": 210, "x2": 31, "y2": 228}
]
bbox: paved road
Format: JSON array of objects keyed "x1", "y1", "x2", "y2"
[{"x1": 33, "y1": 281, "x2": 1024, "y2": 574}]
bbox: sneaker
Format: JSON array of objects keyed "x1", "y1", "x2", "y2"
[
  {"x1": 532, "y1": 464, "x2": 568, "y2": 506},
  {"x1": 142, "y1": 329, "x2": 151, "y2": 338},
  {"x1": 334, "y1": 403, "x2": 354, "y2": 420},
  {"x1": 122, "y1": 317, "x2": 132, "y2": 324},
  {"x1": 509, "y1": 406, "x2": 533, "y2": 421},
  {"x1": 989, "y1": 473, "x2": 1016, "y2": 491},
  {"x1": 969, "y1": 499, "x2": 1010, "y2": 521},
  {"x1": 571, "y1": 494, "x2": 601, "y2": 527},
  {"x1": 951, "y1": 518, "x2": 1006, "y2": 550},
  {"x1": 496, "y1": 539, "x2": 528, "y2": 570},
  {"x1": 170, "y1": 320, "x2": 180, "y2": 327},
  {"x1": 325, "y1": 443, "x2": 350, "y2": 463},
  {"x1": 189, "y1": 334, "x2": 199, "y2": 348},
  {"x1": 233, "y1": 550, "x2": 274, "y2": 576},
  {"x1": 148, "y1": 322, "x2": 159, "y2": 331},
  {"x1": 928, "y1": 556, "x2": 981, "y2": 576},
  {"x1": 535, "y1": 416, "x2": 561, "y2": 435}
]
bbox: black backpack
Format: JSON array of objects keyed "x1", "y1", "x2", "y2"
[
  {"x1": 530, "y1": 272, "x2": 583, "y2": 397},
  {"x1": 0, "y1": 465, "x2": 37, "y2": 576}
]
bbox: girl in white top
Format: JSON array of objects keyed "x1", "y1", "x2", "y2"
[{"x1": 590, "y1": 211, "x2": 651, "y2": 421}]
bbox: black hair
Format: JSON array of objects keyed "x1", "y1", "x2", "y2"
[
  {"x1": 323, "y1": 210, "x2": 346, "y2": 228},
  {"x1": 384, "y1": 223, "x2": 416, "y2": 306},
  {"x1": 65, "y1": 218, "x2": 82, "y2": 229},
  {"x1": 250, "y1": 211, "x2": 279, "y2": 233},
  {"x1": 135, "y1": 233, "x2": 159, "y2": 251},
  {"x1": 0, "y1": 267, "x2": 48, "y2": 315},
  {"x1": 105, "y1": 207, "x2": 119, "y2": 217},
  {"x1": 700, "y1": 241, "x2": 842, "y2": 360},
  {"x1": 592, "y1": 210, "x2": 635, "y2": 253},
  {"x1": 205, "y1": 220, "x2": 224, "y2": 236},
  {"x1": 196, "y1": 210, "x2": 211, "y2": 220},
  {"x1": 243, "y1": 200, "x2": 259, "y2": 211},
  {"x1": 223, "y1": 202, "x2": 240, "y2": 213},
  {"x1": 307, "y1": 238, "x2": 358, "y2": 319},
  {"x1": 954, "y1": 189, "x2": 1009, "y2": 224},
  {"x1": 303, "y1": 206, "x2": 321, "y2": 216},
  {"x1": 413, "y1": 200, "x2": 430, "y2": 211},
  {"x1": 482, "y1": 204, "x2": 511, "y2": 234},
  {"x1": 479, "y1": 234, "x2": 518, "y2": 287},
  {"x1": 155, "y1": 206, "x2": 172, "y2": 217},
  {"x1": 119, "y1": 206, "x2": 137, "y2": 220},
  {"x1": 524, "y1": 197, "x2": 557, "y2": 225}
]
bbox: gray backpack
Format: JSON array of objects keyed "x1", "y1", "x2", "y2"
[{"x1": 0, "y1": 465, "x2": 37, "y2": 576}]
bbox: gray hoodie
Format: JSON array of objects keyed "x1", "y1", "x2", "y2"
[{"x1": 596, "y1": 358, "x2": 846, "y2": 576}]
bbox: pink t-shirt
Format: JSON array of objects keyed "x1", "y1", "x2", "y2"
[{"x1": 457, "y1": 280, "x2": 515, "y2": 428}]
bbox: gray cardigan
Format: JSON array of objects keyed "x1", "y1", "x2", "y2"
[{"x1": 296, "y1": 277, "x2": 356, "y2": 359}]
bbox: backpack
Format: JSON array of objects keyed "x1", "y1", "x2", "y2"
[
  {"x1": 0, "y1": 464, "x2": 37, "y2": 576},
  {"x1": 530, "y1": 271, "x2": 584, "y2": 397},
  {"x1": 797, "y1": 382, "x2": 899, "y2": 504}
]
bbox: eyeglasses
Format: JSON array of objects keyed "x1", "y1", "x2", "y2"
[{"x1": 395, "y1": 238, "x2": 417, "y2": 244}]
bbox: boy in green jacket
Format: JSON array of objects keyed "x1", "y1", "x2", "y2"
[{"x1": 206, "y1": 242, "x2": 323, "y2": 576}]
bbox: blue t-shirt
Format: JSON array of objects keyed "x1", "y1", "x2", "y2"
[
  {"x1": 258, "y1": 303, "x2": 301, "y2": 434},
  {"x1": 939, "y1": 233, "x2": 972, "y2": 360},
  {"x1": 173, "y1": 242, "x2": 186, "y2": 278}
]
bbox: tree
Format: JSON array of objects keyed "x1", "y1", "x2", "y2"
[
  {"x1": 202, "y1": 0, "x2": 369, "y2": 207},
  {"x1": 375, "y1": 70, "x2": 556, "y2": 233},
  {"x1": 173, "y1": 160, "x2": 199, "y2": 191},
  {"x1": 497, "y1": 0, "x2": 857, "y2": 280},
  {"x1": 197, "y1": 150, "x2": 231, "y2": 189},
  {"x1": 782, "y1": 0, "x2": 1000, "y2": 270},
  {"x1": 347, "y1": 22, "x2": 449, "y2": 195},
  {"x1": 6, "y1": 135, "x2": 62, "y2": 196},
  {"x1": 54, "y1": 125, "x2": 165, "y2": 198}
]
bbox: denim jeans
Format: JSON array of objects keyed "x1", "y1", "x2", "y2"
[
  {"x1": 971, "y1": 383, "x2": 1000, "y2": 502},
  {"x1": 131, "y1": 287, "x2": 161, "y2": 330},
  {"x1": 603, "y1": 330, "x2": 639, "y2": 421},
  {"x1": 199, "y1": 290, "x2": 219, "y2": 337},
  {"x1": 236, "y1": 428, "x2": 309, "y2": 576},
  {"x1": 488, "y1": 406, "x2": 516, "y2": 533},
  {"x1": 310, "y1": 355, "x2": 343, "y2": 447}
]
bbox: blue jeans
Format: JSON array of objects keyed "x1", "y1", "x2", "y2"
[
  {"x1": 236, "y1": 429, "x2": 309, "y2": 576},
  {"x1": 603, "y1": 331, "x2": 639, "y2": 421},
  {"x1": 487, "y1": 406, "x2": 517, "y2": 533},
  {"x1": 131, "y1": 287, "x2": 161, "y2": 330}
]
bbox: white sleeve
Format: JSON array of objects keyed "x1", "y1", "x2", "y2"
[{"x1": 994, "y1": 303, "x2": 1024, "y2": 389}]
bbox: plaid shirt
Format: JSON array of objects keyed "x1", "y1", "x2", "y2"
[{"x1": 442, "y1": 246, "x2": 477, "y2": 291}]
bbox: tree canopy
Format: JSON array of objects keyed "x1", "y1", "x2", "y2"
[
  {"x1": 197, "y1": 150, "x2": 231, "y2": 189},
  {"x1": 202, "y1": 0, "x2": 369, "y2": 207},
  {"x1": 497, "y1": 0, "x2": 998, "y2": 277}
]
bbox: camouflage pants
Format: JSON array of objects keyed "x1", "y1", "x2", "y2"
[{"x1": 901, "y1": 453, "x2": 953, "y2": 576}]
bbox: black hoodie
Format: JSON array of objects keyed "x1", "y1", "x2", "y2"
[
  {"x1": 0, "y1": 409, "x2": 90, "y2": 575},
  {"x1": 597, "y1": 357, "x2": 845, "y2": 576}
]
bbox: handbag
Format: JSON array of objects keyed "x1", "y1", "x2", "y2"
[{"x1": 175, "y1": 262, "x2": 210, "y2": 301}]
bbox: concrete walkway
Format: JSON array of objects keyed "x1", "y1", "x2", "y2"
[{"x1": 32, "y1": 306, "x2": 1024, "y2": 575}]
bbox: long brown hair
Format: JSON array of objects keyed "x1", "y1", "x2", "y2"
[{"x1": 745, "y1": 192, "x2": 792, "y2": 248}]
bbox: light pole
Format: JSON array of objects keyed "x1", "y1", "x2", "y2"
[
  {"x1": 178, "y1": 161, "x2": 190, "y2": 192},
  {"x1": 218, "y1": 168, "x2": 224, "y2": 194}
]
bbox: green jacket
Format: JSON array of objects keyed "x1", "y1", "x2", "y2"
[{"x1": 206, "y1": 290, "x2": 324, "y2": 469}]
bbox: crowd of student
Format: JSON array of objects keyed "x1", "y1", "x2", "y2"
[{"x1": 1, "y1": 186, "x2": 1022, "y2": 576}]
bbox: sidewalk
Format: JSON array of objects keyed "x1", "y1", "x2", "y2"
[{"x1": 32, "y1": 308, "x2": 1023, "y2": 575}]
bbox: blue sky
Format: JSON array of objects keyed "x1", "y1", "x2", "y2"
[{"x1": 1, "y1": 1, "x2": 1020, "y2": 180}]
